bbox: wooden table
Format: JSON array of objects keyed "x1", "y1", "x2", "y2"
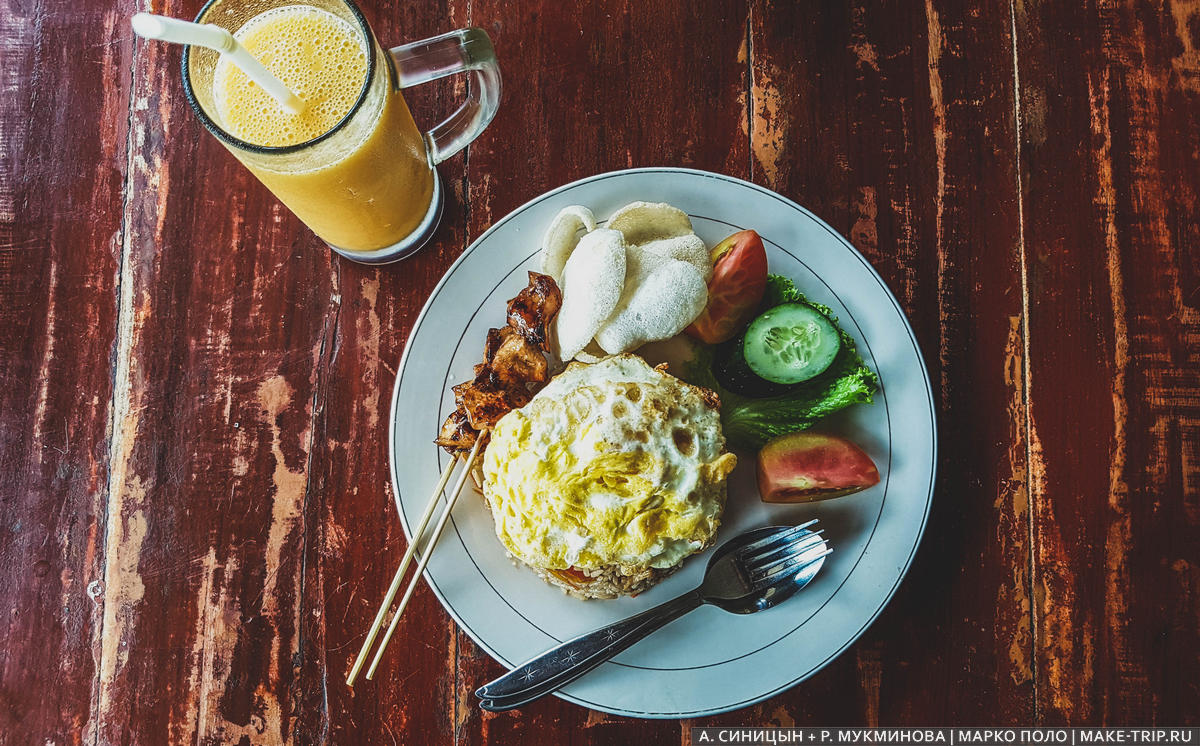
[{"x1": 3, "y1": 0, "x2": 1198, "y2": 742}]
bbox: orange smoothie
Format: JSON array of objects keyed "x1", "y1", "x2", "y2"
[{"x1": 212, "y1": 5, "x2": 434, "y2": 251}]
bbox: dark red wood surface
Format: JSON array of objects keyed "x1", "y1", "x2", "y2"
[{"x1": 1, "y1": 0, "x2": 1197, "y2": 742}]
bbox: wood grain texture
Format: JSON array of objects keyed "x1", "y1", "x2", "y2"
[
  {"x1": 294, "y1": 0, "x2": 471, "y2": 742},
  {"x1": 1, "y1": 0, "x2": 1198, "y2": 742},
  {"x1": 726, "y1": 0, "x2": 1034, "y2": 725},
  {"x1": 1014, "y1": 0, "x2": 1200, "y2": 725},
  {"x1": 452, "y1": 0, "x2": 748, "y2": 742},
  {"x1": 0, "y1": 0, "x2": 131, "y2": 742},
  {"x1": 94, "y1": 0, "x2": 336, "y2": 738},
  {"x1": 89, "y1": 0, "x2": 470, "y2": 743}
]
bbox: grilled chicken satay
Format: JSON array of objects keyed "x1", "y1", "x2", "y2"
[{"x1": 435, "y1": 272, "x2": 562, "y2": 456}]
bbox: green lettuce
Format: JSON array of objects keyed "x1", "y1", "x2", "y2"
[{"x1": 682, "y1": 275, "x2": 878, "y2": 449}]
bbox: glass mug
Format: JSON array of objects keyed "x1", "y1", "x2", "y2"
[{"x1": 183, "y1": 0, "x2": 500, "y2": 263}]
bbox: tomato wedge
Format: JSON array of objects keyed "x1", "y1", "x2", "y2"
[
  {"x1": 756, "y1": 432, "x2": 880, "y2": 503},
  {"x1": 685, "y1": 230, "x2": 768, "y2": 344}
]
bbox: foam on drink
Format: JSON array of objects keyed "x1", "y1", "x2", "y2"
[
  {"x1": 200, "y1": 2, "x2": 435, "y2": 252},
  {"x1": 213, "y1": 5, "x2": 367, "y2": 147}
]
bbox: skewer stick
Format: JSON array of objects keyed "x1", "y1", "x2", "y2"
[
  {"x1": 365, "y1": 437, "x2": 484, "y2": 680},
  {"x1": 346, "y1": 452, "x2": 461, "y2": 686}
]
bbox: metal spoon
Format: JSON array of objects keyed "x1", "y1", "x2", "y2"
[{"x1": 475, "y1": 522, "x2": 831, "y2": 711}]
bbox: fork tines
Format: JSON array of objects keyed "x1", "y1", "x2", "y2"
[
  {"x1": 735, "y1": 521, "x2": 821, "y2": 563},
  {"x1": 734, "y1": 520, "x2": 817, "y2": 558},
  {"x1": 747, "y1": 529, "x2": 825, "y2": 566},
  {"x1": 739, "y1": 522, "x2": 831, "y2": 585},
  {"x1": 752, "y1": 547, "x2": 833, "y2": 585}
]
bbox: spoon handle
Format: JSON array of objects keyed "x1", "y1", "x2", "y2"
[{"x1": 476, "y1": 588, "x2": 704, "y2": 711}]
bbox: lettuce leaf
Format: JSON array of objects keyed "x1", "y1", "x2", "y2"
[{"x1": 681, "y1": 274, "x2": 878, "y2": 449}]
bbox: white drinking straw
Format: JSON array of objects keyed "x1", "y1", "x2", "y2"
[{"x1": 131, "y1": 12, "x2": 306, "y2": 115}]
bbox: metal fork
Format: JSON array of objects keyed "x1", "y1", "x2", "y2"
[{"x1": 475, "y1": 522, "x2": 832, "y2": 711}]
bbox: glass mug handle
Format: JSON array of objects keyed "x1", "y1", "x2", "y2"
[{"x1": 390, "y1": 28, "x2": 501, "y2": 165}]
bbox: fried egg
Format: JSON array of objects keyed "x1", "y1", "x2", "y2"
[{"x1": 481, "y1": 355, "x2": 737, "y2": 594}]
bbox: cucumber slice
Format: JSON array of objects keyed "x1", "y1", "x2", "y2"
[
  {"x1": 742, "y1": 303, "x2": 841, "y2": 384},
  {"x1": 715, "y1": 335, "x2": 791, "y2": 397}
]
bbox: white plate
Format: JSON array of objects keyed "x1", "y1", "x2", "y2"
[{"x1": 389, "y1": 168, "x2": 936, "y2": 718}]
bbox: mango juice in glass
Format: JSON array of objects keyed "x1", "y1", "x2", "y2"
[{"x1": 182, "y1": 0, "x2": 500, "y2": 263}]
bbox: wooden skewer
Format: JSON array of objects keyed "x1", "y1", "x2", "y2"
[
  {"x1": 365, "y1": 436, "x2": 484, "y2": 680},
  {"x1": 346, "y1": 450, "x2": 462, "y2": 687}
]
